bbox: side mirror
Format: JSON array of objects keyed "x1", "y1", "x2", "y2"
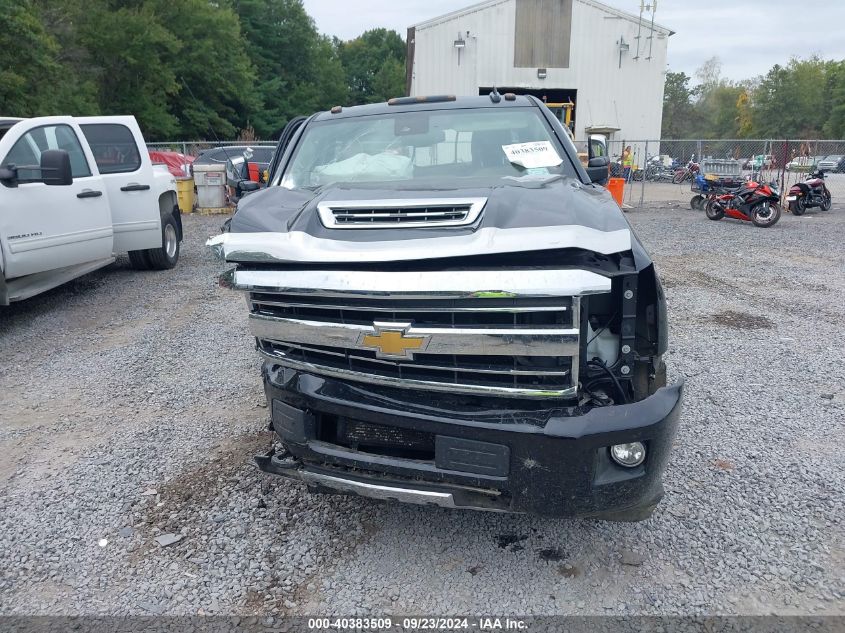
[
  {"x1": 586, "y1": 156, "x2": 610, "y2": 185},
  {"x1": 40, "y1": 149, "x2": 73, "y2": 186},
  {"x1": 587, "y1": 135, "x2": 608, "y2": 162},
  {"x1": 239, "y1": 180, "x2": 260, "y2": 194},
  {"x1": 0, "y1": 165, "x2": 18, "y2": 188}
]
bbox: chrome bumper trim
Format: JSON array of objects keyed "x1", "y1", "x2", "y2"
[
  {"x1": 250, "y1": 298, "x2": 571, "y2": 313},
  {"x1": 258, "y1": 349, "x2": 578, "y2": 399},
  {"x1": 231, "y1": 268, "x2": 611, "y2": 298},
  {"x1": 266, "y1": 340, "x2": 572, "y2": 377},
  {"x1": 301, "y1": 472, "x2": 458, "y2": 507},
  {"x1": 298, "y1": 471, "x2": 509, "y2": 512}
]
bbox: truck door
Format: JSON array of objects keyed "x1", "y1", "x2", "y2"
[
  {"x1": 77, "y1": 118, "x2": 162, "y2": 253},
  {"x1": 0, "y1": 118, "x2": 112, "y2": 279}
]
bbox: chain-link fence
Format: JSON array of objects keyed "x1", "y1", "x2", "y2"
[
  {"x1": 601, "y1": 139, "x2": 845, "y2": 209},
  {"x1": 146, "y1": 138, "x2": 845, "y2": 209},
  {"x1": 146, "y1": 140, "x2": 277, "y2": 157}
]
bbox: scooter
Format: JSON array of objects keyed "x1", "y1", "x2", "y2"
[
  {"x1": 705, "y1": 179, "x2": 782, "y2": 228},
  {"x1": 786, "y1": 170, "x2": 832, "y2": 215}
]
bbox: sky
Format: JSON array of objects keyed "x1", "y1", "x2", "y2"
[{"x1": 302, "y1": 0, "x2": 845, "y2": 83}]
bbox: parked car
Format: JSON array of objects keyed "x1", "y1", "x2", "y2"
[
  {"x1": 747, "y1": 154, "x2": 775, "y2": 170},
  {"x1": 816, "y1": 154, "x2": 845, "y2": 173},
  {"x1": 0, "y1": 115, "x2": 182, "y2": 304},
  {"x1": 210, "y1": 95, "x2": 682, "y2": 520},
  {"x1": 786, "y1": 156, "x2": 822, "y2": 172}
]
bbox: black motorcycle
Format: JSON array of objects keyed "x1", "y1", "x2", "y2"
[{"x1": 643, "y1": 155, "x2": 677, "y2": 182}]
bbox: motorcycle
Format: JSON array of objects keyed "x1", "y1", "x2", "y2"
[
  {"x1": 786, "y1": 169, "x2": 832, "y2": 215},
  {"x1": 672, "y1": 156, "x2": 700, "y2": 184},
  {"x1": 704, "y1": 179, "x2": 782, "y2": 228},
  {"x1": 644, "y1": 155, "x2": 678, "y2": 182}
]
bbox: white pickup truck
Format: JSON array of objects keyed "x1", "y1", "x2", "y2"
[{"x1": 0, "y1": 115, "x2": 182, "y2": 304}]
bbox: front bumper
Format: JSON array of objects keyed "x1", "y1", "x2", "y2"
[{"x1": 258, "y1": 364, "x2": 684, "y2": 519}]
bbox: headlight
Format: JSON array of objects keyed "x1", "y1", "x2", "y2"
[{"x1": 610, "y1": 442, "x2": 646, "y2": 467}]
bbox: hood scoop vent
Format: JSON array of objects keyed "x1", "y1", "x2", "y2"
[{"x1": 317, "y1": 197, "x2": 487, "y2": 229}]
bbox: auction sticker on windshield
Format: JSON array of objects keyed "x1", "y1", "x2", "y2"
[{"x1": 502, "y1": 141, "x2": 563, "y2": 169}]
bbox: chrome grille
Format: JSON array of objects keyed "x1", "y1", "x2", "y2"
[
  {"x1": 258, "y1": 340, "x2": 574, "y2": 392},
  {"x1": 317, "y1": 198, "x2": 486, "y2": 229},
  {"x1": 232, "y1": 269, "x2": 612, "y2": 399}
]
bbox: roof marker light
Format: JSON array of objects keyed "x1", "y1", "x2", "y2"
[{"x1": 388, "y1": 95, "x2": 457, "y2": 106}]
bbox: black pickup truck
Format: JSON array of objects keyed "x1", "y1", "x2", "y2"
[{"x1": 210, "y1": 94, "x2": 683, "y2": 520}]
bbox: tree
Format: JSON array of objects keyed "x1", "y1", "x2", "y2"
[
  {"x1": 736, "y1": 90, "x2": 753, "y2": 138},
  {"x1": 149, "y1": 0, "x2": 258, "y2": 140},
  {"x1": 235, "y1": 0, "x2": 347, "y2": 137},
  {"x1": 292, "y1": 35, "x2": 348, "y2": 116},
  {"x1": 695, "y1": 56, "x2": 722, "y2": 92},
  {"x1": 338, "y1": 28, "x2": 406, "y2": 104},
  {"x1": 77, "y1": 2, "x2": 181, "y2": 138},
  {"x1": 31, "y1": 0, "x2": 100, "y2": 114},
  {"x1": 823, "y1": 61, "x2": 845, "y2": 137},
  {"x1": 0, "y1": 0, "x2": 64, "y2": 116},
  {"x1": 751, "y1": 59, "x2": 830, "y2": 138},
  {"x1": 700, "y1": 84, "x2": 744, "y2": 138},
  {"x1": 661, "y1": 71, "x2": 696, "y2": 138},
  {"x1": 372, "y1": 57, "x2": 406, "y2": 103}
]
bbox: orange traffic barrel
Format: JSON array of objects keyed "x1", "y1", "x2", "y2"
[{"x1": 606, "y1": 177, "x2": 625, "y2": 206}]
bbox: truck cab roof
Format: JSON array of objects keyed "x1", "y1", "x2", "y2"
[
  {"x1": 313, "y1": 94, "x2": 539, "y2": 121},
  {"x1": 0, "y1": 118, "x2": 24, "y2": 137}
]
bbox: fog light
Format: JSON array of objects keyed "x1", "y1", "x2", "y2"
[{"x1": 610, "y1": 442, "x2": 646, "y2": 467}]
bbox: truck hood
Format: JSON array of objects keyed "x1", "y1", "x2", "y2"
[{"x1": 209, "y1": 176, "x2": 632, "y2": 264}]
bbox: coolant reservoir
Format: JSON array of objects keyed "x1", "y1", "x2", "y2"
[{"x1": 586, "y1": 322, "x2": 620, "y2": 366}]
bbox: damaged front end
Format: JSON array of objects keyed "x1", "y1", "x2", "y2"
[{"x1": 215, "y1": 235, "x2": 683, "y2": 520}]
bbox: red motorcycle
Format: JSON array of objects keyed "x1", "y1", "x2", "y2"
[
  {"x1": 672, "y1": 156, "x2": 700, "y2": 184},
  {"x1": 786, "y1": 169, "x2": 832, "y2": 215},
  {"x1": 704, "y1": 179, "x2": 782, "y2": 228}
]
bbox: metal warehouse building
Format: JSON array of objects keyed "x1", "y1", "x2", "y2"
[{"x1": 406, "y1": 0, "x2": 673, "y2": 143}]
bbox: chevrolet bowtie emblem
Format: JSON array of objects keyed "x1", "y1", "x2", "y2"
[{"x1": 359, "y1": 322, "x2": 430, "y2": 360}]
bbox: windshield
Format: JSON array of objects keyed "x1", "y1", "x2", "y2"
[{"x1": 281, "y1": 107, "x2": 577, "y2": 189}]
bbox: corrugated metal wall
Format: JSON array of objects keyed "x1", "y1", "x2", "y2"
[{"x1": 410, "y1": 0, "x2": 670, "y2": 143}]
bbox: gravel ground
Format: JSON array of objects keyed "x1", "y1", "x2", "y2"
[{"x1": 0, "y1": 206, "x2": 843, "y2": 617}]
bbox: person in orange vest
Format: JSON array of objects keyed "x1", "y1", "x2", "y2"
[{"x1": 621, "y1": 146, "x2": 634, "y2": 181}]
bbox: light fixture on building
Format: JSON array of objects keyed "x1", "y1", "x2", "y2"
[
  {"x1": 454, "y1": 32, "x2": 467, "y2": 66},
  {"x1": 537, "y1": 68, "x2": 547, "y2": 80},
  {"x1": 617, "y1": 36, "x2": 630, "y2": 68}
]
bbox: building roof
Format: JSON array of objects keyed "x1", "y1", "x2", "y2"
[{"x1": 411, "y1": 0, "x2": 673, "y2": 36}]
